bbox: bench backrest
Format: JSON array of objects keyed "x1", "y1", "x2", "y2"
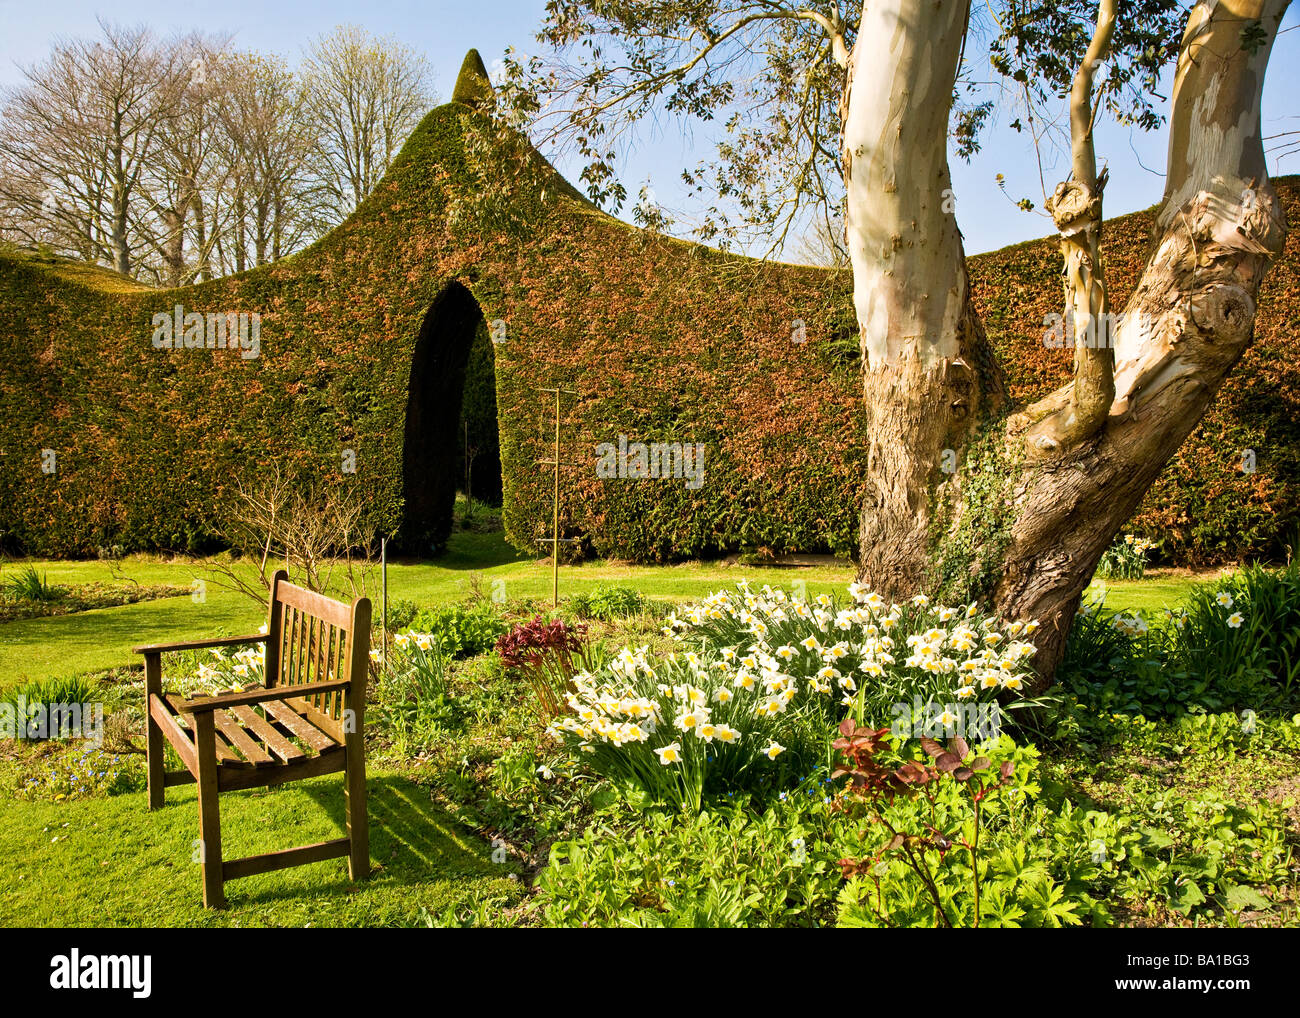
[{"x1": 264, "y1": 569, "x2": 371, "y2": 730}]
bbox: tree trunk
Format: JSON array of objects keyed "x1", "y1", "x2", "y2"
[
  {"x1": 997, "y1": 0, "x2": 1291, "y2": 681},
  {"x1": 844, "y1": 0, "x2": 1006, "y2": 596},
  {"x1": 848, "y1": 0, "x2": 1291, "y2": 685}
]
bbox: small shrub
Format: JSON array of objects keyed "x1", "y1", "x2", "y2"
[
  {"x1": 408, "y1": 602, "x2": 508, "y2": 658},
  {"x1": 568, "y1": 584, "x2": 646, "y2": 622},
  {"x1": 1060, "y1": 566, "x2": 1300, "y2": 719},
  {"x1": 1055, "y1": 595, "x2": 1206, "y2": 720}
]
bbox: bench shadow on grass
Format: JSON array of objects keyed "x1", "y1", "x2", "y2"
[{"x1": 222, "y1": 774, "x2": 499, "y2": 908}]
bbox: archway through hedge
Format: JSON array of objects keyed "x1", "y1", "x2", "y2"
[{"x1": 398, "y1": 280, "x2": 499, "y2": 554}]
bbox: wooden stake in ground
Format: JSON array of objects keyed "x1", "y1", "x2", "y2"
[
  {"x1": 536, "y1": 387, "x2": 580, "y2": 606},
  {"x1": 381, "y1": 537, "x2": 388, "y2": 674}
]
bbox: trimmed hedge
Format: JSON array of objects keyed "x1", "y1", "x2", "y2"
[
  {"x1": 1, "y1": 57, "x2": 1297, "y2": 565},
  {"x1": 972, "y1": 187, "x2": 1300, "y2": 564}
]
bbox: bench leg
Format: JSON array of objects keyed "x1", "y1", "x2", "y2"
[
  {"x1": 193, "y1": 712, "x2": 226, "y2": 909},
  {"x1": 345, "y1": 734, "x2": 369, "y2": 881},
  {"x1": 144, "y1": 655, "x2": 165, "y2": 810}
]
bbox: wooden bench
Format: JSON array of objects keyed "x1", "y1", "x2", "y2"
[{"x1": 134, "y1": 569, "x2": 371, "y2": 908}]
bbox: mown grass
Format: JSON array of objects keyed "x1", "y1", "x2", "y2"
[
  {"x1": 0, "y1": 768, "x2": 526, "y2": 927},
  {"x1": 0, "y1": 532, "x2": 1212, "y2": 689}
]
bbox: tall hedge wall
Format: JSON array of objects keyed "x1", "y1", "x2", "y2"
[{"x1": 1, "y1": 62, "x2": 1296, "y2": 565}]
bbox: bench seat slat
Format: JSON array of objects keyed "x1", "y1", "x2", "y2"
[
  {"x1": 282, "y1": 694, "x2": 345, "y2": 742},
  {"x1": 163, "y1": 694, "x2": 248, "y2": 768},
  {"x1": 226, "y1": 704, "x2": 307, "y2": 763},
  {"x1": 212, "y1": 710, "x2": 275, "y2": 766},
  {"x1": 262, "y1": 698, "x2": 339, "y2": 754}
]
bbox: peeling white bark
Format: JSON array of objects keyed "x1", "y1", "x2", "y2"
[
  {"x1": 997, "y1": 0, "x2": 1292, "y2": 683},
  {"x1": 842, "y1": 0, "x2": 970, "y2": 369}
]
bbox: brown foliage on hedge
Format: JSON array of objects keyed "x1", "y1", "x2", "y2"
[{"x1": 0, "y1": 91, "x2": 1295, "y2": 566}]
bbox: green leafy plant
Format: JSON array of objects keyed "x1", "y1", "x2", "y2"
[
  {"x1": 408, "y1": 602, "x2": 508, "y2": 658},
  {"x1": 373, "y1": 634, "x2": 455, "y2": 752},
  {"x1": 1167, "y1": 563, "x2": 1300, "y2": 710},
  {"x1": 833, "y1": 721, "x2": 1032, "y2": 928},
  {"x1": 1095, "y1": 534, "x2": 1157, "y2": 580},
  {"x1": 2, "y1": 564, "x2": 64, "y2": 602},
  {"x1": 497, "y1": 615, "x2": 600, "y2": 719},
  {"x1": 536, "y1": 791, "x2": 842, "y2": 927},
  {"x1": 384, "y1": 598, "x2": 419, "y2": 633},
  {"x1": 1060, "y1": 565, "x2": 1300, "y2": 722},
  {"x1": 568, "y1": 584, "x2": 646, "y2": 622},
  {"x1": 2, "y1": 674, "x2": 101, "y2": 740}
]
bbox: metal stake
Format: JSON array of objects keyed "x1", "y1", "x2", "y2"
[
  {"x1": 536, "y1": 387, "x2": 580, "y2": 607},
  {"x1": 381, "y1": 537, "x2": 388, "y2": 674}
]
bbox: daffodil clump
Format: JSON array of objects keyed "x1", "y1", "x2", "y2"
[
  {"x1": 372, "y1": 630, "x2": 449, "y2": 695},
  {"x1": 1097, "y1": 533, "x2": 1159, "y2": 580},
  {"x1": 665, "y1": 581, "x2": 1038, "y2": 728},
  {"x1": 548, "y1": 643, "x2": 830, "y2": 812},
  {"x1": 174, "y1": 639, "x2": 268, "y2": 696},
  {"x1": 549, "y1": 582, "x2": 1040, "y2": 811}
]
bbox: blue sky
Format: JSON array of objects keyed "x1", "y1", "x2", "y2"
[{"x1": 1, "y1": 0, "x2": 1296, "y2": 255}]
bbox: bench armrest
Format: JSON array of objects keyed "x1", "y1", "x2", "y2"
[
  {"x1": 176, "y1": 679, "x2": 351, "y2": 714},
  {"x1": 133, "y1": 634, "x2": 267, "y2": 656}
]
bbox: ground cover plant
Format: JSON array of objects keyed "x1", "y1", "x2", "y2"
[{"x1": 1058, "y1": 560, "x2": 1300, "y2": 721}]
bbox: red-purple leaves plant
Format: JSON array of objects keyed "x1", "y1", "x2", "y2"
[
  {"x1": 496, "y1": 615, "x2": 589, "y2": 719},
  {"x1": 833, "y1": 718, "x2": 1015, "y2": 928}
]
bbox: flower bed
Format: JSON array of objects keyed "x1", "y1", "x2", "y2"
[{"x1": 548, "y1": 581, "x2": 1037, "y2": 810}]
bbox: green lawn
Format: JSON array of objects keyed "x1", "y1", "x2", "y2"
[
  {"x1": 0, "y1": 533, "x2": 847, "y2": 686},
  {"x1": 0, "y1": 768, "x2": 525, "y2": 926},
  {"x1": 0, "y1": 531, "x2": 1216, "y2": 688},
  {"x1": 1083, "y1": 570, "x2": 1228, "y2": 616}
]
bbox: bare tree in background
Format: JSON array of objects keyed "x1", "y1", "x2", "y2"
[
  {"x1": 0, "y1": 21, "x2": 432, "y2": 280},
  {"x1": 136, "y1": 33, "x2": 233, "y2": 286},
  {"x1": 213, "y1": 51, "x2": 331, "y2": 274},
  {"x1": 302, "y1": 24, "x2": 435, "y2": 220},
  {"x1": 0, "y1": 20, "x2": 183, "y2": 275},
  {"x1": 205, "y1": 465, "x2": 379, "y2": 610}
]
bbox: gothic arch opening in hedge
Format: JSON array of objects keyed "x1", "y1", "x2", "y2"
[{"x1": 399, "y1": 280, "x2": 494, "y2": 554}]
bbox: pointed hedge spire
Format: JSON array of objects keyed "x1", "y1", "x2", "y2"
[{"x1": 452, "y1": 49, "x2": 494, "y2": 110}]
